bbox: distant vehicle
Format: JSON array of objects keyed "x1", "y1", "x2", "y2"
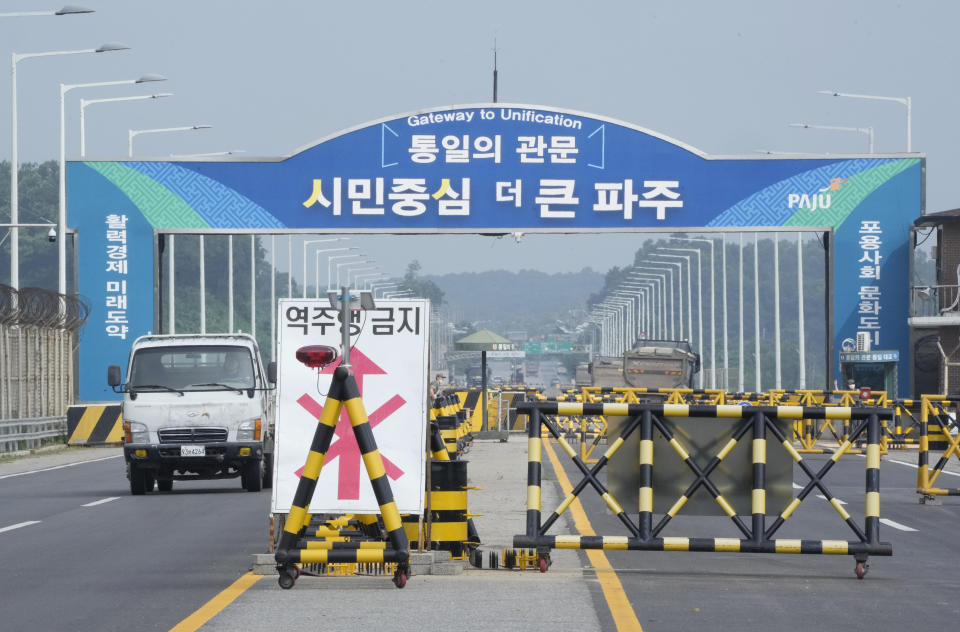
[
  {"x1": 108, "y1": 333, "x2": 277, "y2": 495},
  {"x1": 550, "y1": 377, "x2": 562, "y2": 387},
  {"x1": 623, "y1": 340, "x2": 700, "y2": 390},
  {"x1": 492, "y1": 375, "x2": 505, "y2": 385},
  {"x1": 466, "y1": 364, "x2": 492, "y2": 388},
  {"x1": 585, "y1": 340, "x2": 700, "y2": 392}
]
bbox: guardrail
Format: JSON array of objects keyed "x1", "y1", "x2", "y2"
[{"x1": 0, "y1": 416, "x2": 66, "y2": 453}]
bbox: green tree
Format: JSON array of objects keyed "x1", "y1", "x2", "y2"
[{"x1": 400, "y1": 260, "x2": 444, "y2": 306}]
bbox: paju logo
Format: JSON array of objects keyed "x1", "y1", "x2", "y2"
[{"x1": 787, "y1": 178, "x2": 848, "y2": 211}]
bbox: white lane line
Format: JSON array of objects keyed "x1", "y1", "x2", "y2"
[
  {"x1": 0, "y1": 520, "x2": 41, "y2": 534},
  {"x1": 886, "y1": 458, "x2": 960, "y2": 477},
  {"x1": 888, "y1": 459, "x2": 918, "y2": 469},
  {"x1": 816, "y1": 494, "x2": 846, "y2": 504},
  {"x1": 880, "y1": 518, "x2": 918, "y2": 532},
  {"x1": 0, "y1": 454, "x2": 122, "y2": 480},
  {"x1": 82, "y1": 496, "x2": 120, "y2": 507}
]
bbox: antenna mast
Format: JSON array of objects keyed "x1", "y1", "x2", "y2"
[{"x1": 492, "y1": 39, "x2": 498, "y2": 103}]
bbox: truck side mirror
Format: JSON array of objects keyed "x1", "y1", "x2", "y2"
[
  {"x1": 267, "y1": 361, "x2": 277, "y2": 385},
  {"x1": 107, "y1": 365, "x2": 122, "y2": 388}
]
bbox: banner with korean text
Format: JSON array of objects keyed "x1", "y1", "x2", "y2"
[{"x1": 67, "y1": 103, "x2": 922, "y2": 399}]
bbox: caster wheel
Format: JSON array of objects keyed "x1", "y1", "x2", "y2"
[
  {"x1": 855, "y1": 562, "x2": 868, "y2": 580},
  {"x1": 278, "y1": 571, "x2": 295, "y2": 589},
  {"x1": 393, "y1": 572, "x2": 407, "y2": 589},
  {"x1": 539, "y1": 557, "x2": 548, "y2": 573}
]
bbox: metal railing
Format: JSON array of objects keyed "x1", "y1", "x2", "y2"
[
  {"x1": 0, "y1": 416, "x2": 67, "y2": 453},
  {"x1": 911, "y1": 284, "x2": 960, "y2": 318}
]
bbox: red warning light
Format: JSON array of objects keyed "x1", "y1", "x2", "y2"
[
  {"x1": 296, "y1": 345, "x2": 338, "y2": 369},
  {"x1": 859, "y1": 387, "x2": 872, "y2": 401}
]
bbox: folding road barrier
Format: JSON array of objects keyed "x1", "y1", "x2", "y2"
[
  {"x1": 514, "y1": 401, "x2": 894, "y2": 579},
  {"x1": 274, "y1": 365, "x2": 410, "y2": 589},
  {"x1": 916, "y1": 395, "x2": 960, "y2": 500}
]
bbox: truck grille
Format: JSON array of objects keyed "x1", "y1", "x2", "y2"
[{"x1": 158, "y1": 427, "x2": 228, "y2": 443}]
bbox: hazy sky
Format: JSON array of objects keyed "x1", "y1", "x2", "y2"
[{"x1": 2, "y1": 0, "x2": 955, "y2": 275}]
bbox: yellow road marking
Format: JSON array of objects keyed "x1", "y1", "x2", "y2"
[
  {"x1": 543, "y1": 438, "x2": 643, "y2": 631},
  {"x1": 169, "y1": 571, "x2": 262, "y2": 632}
]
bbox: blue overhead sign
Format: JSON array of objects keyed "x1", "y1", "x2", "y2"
[{"x1": 68, "y1": 103, "x2": 922, "y2": 400}]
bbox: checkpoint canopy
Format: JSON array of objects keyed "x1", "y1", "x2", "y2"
[{"x1": 67, "y1": 103, "x2": 923, "y2": 400}]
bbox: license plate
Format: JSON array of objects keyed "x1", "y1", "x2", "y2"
[{"x1": 181, "y1": 445, "x2": 205, "y2": 457}]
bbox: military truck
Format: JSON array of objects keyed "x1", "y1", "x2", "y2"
[{"x1": 583, "y1": 340, "x2": 700, "y2": 390}]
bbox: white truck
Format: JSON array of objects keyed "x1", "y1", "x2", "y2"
[{"x1": 107, "y1": 333, "x2": 277, "y2": 495}]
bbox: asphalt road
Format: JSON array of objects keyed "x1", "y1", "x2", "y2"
[
  {"x1": 0, "y1": 449, "x2": 269, "y2": 632},
  {"x1": 2, "y1": 438, "x2": 958, "y2": 632},
  {"x1": 549, "y1": 441, "x2": 960, "y2": 631}
]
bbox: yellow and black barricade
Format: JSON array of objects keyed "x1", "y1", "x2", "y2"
[
  {"x1": 66, "y1": 403, "x2": 123, "y2": 446},
  {"x1": 274, "y1": 365, "x2": 410, "y2": 589},
  {"x1": 917, "y1": 395, "x2": 960, "y2": 500},
  {"x1": 514, "y1": 401, "x2": 893, "y2": 579}
]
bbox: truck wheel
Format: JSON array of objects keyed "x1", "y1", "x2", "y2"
[
  {"x1": 129, "y1": 464, "x2": 148, "y2": 495},
  {"x1": 144, "y1": 472, "x2": 156, "y2": 492},
  {"x1": 243, "y1": 459, "x2": 263, "y2": 492},
  {"x1": 262, "y1": 453, "x2": 273, "y2": 489}
]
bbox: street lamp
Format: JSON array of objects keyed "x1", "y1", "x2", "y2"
[
  {"x1": 327, "y1": 255, "x2": 366, "y2": 290},
  {"x1": 301, "y1": 238, "x2": 344, "y2": 297},
  {"x1": 60, "y1": 74, "x2": 167, "y2": 294},
  {"x1": 789, "y1": 122, "x2": 874, "y2": 153},
  {"x1": 668, "y1": 238, "x2": 717, "y2": 388},
  {"x1": 313, "y1": 247, "x2": 357, "y2": 298},
  {"x1": 9, "y1": 40, "x2": 129, "y2": 290},
  {"x1": 128, "y1": 125, "x2": 212, "y2": 157},
  {"x1": 80, "y1": 93, "x2": 173, "y2": 157},
  {"x1": 645, "y1": 257, "x2": 685, "y2": 340},
  {"x1": 354, "y1": 272, "x2": 386, "y2": 290},
  {"x1": 633, "y1": 264, "x2": 678, "y2": 339},
  {"x1": 344, "y1": 264, "x2": 380, "y2": 288},
  {"x1": 818, "y1": 90, "x2": 912, "y2": 152},
  {"x1": 0, "y1": 5, "x2": 93, "y2": 17},
  {"x1": 659, "y1": 247, "x2": 705, "y2": 386}
]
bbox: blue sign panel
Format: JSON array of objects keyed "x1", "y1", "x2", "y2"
[{"x1": 67, "y1": 104, "x2": 922, "y2": 400}]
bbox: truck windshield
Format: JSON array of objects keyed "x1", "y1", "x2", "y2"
[{"x1": 130, "y1": 346, "x2": 255, "y2": 391}]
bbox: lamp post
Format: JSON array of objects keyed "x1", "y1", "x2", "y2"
[
  {"x1": 789, "y1": 122, "x2": 874, "y2": 153},
  {"x1": 818, "y1": 90, "x2": 911, "y2": 152},
  {"x1": 128, "y1": 125, "x2": 212, "y2": 157},
  {"x1": 326, "y1": 254, "x2": 364, "y2": 290},
  {"x1": 313, "y1": 247, "x2": 357, "y2": 298},
  {"x1": 370, "y1": 282, "x2": 399, "y2": 297},
  {"x1": 629, "y1": 271, "x2": 667, "y2": 339},
  {"x1": 354, "y1": 272, "x2": 386, "y2": 290},
  {"x1": 300, "y1": 238, "x2": 345, "y2": 297},
  {"x1": 60, "y1": 74, "x2": 166, "y2": 295},
  {"x1": 80, "y1": 92, "x2": 172, "y2": 157},
  {"x1": 344, "y1": 264, "x2": 379, "y2": 288},
  {"x1": 10, "y1": 41, "x2": 129, "y2": 290},
  {"x1": 668, "y1": 238, "x2": 718, "y2": 388},
  {"x1": 633, "y1": 264, "x2": 678, "y2": 339},
  {"x1": 660, "y1": 247, "x2": 705, "y2": 386},
  {"x1": 0, "y1": 5, "x2": 92, "y2": 17},
  {"x1": 646, "y1": 256, "x2": 685, "y2": 340},
  {"x1": 650, "y1": 252, "x2": 694, "y2": 347},
  {"x1": 607, "y1": 295, "x2": 637, "y2": 352}
]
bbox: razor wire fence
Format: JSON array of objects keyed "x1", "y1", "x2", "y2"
[{"x1": 0, "y1": 285, "x2": 88, "y2": 450}]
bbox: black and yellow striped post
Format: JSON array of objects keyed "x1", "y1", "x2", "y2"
[
  {"x1": 751, "y1": 410, "x2": 766, "y2": 545},
  {"x1": 274, "y1": 365, "x2": 410, "y2": 589}
]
